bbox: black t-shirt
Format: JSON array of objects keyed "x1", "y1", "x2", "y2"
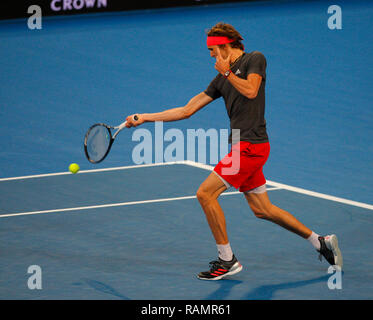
[{"x1": 204, "y1": 51, "x2": 269, "y2": 144}]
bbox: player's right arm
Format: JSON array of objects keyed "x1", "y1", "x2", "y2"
[{"x1": 126, "y1": 92, "x2": 213, "y2": 127}]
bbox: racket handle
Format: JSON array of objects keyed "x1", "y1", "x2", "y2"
[
  {"x1": 116, "y1": 115, "x2": 139, "y2": 130},
  {"x1": 117, "y1": 121, "x2": 128, "y2": 131}
]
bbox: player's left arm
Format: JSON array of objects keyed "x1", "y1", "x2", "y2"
[{"x1": 225, "y1": 72, "x2": 262, "y2": 99}]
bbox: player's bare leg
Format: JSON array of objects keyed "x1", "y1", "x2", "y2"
[
  {"x1": 196, "y1": 172, "x2": 229, "y2": 244},
  {"x1": 244, "y1": 190, "x2": 343, "y2": 269},
  {"x1": 196, "y1": 172, "x2": 243, "y2": 280},
  {"x1": 243, "y1": 191, "x2": 312, "y2": 238}
]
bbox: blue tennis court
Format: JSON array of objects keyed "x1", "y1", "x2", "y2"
[
  {"x1": 1, "y1": 0, "x2": 373, "y2": 300},
  {"x1": 1, "y1": 162, "x2": 373, "y2": 300}
]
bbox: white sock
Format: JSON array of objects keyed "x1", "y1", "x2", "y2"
[
  {"x1": 217, "y1": 243, "x2": 233, "y2": 261},
  {"x1": 307, "y1": 231, "x2": 321, "y2": 250}
]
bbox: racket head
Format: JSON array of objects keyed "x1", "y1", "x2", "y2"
[{"x1": 84, "y1": 123, "x2": 113, "y2": 163}]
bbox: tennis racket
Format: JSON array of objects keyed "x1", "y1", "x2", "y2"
[{"x1": 84, "y1": 115, "x2": 138, "y2": 163}]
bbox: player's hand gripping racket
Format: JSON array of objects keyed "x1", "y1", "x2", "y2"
[{"x1": 84, "y1": 115, "x2": 138, "y2": 163}]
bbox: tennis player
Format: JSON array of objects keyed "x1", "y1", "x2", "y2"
[{"x1": 126, "y1": 23, "x2": 343, "y2": 280}]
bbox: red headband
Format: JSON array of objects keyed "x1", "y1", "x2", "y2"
[{"x1": 206, "y1": 36, "x2": 235, "y2": 47}]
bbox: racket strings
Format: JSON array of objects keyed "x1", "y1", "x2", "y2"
[{"x1": 86, "y1": 125, "x2": 111, "y2": 162}]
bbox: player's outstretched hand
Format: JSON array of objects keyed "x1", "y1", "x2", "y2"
[{"x1": 125, "y1": 114, "x2": 142, "y2": 128}]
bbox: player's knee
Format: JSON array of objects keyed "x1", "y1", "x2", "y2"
[{"x1": 196, "y1": 188, "x2": 212, "y2": 204}]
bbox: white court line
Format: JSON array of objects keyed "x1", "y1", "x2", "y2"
[
  {"x1": 183, "y1": 160, "x2": 373, "y2": 211},
  {"x1": 0, "y1": 187, "x2": 280, "y2": 218},
  {"x1": 1, "y1": 160, "x2": 372, "y2": 212},
  {"x1": 0, "y1": 161, "x2": 181, "y2": 182}
]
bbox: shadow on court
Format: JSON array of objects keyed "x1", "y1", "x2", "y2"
[
  {"x1": 77, "y1": 279, "x2": 131, "y2": 300},
  {"x1": 204, "y1": 280, "x2": 244, "y2": 300},
  {"x1": 243, "y1": 274, "x2": 330, "y2": 300},
  {"x1": 203, "y1": 274, "x2": 331, "y2": 300}
]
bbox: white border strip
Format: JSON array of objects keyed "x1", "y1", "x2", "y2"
[
  {"x1": 1, "y1": 160, "x2": 372, "y2": 211},
  {"x1": 0, "y1": 188, "x2": 279, "y2": 218},
  {"x1": 182, "y1": 161, "x2": 373, "y2": 211},
  {"x1": 262, "y1": 180, "x2": 373, "y2": 211},
  {"x1": 0, "y1": 162, "x2": 181, "y2": 182}
]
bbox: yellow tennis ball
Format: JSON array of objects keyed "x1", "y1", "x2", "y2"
[{"x1": 69, "y1": 163, "x2": 80, "y2": 174}]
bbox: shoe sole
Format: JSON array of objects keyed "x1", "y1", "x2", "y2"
[
  {"x1": 197, "y1": 262, "x2": 243, "y2": 281},
  {"x1": 325, "y1": 234, "x2": 343, "y2": 270}
]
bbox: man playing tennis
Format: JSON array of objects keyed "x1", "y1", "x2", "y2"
[{"x1": 126, "y1": 23, "x2": 343, "y2": 280}]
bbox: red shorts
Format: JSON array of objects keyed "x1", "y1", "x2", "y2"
[{"x1": 214, "y1": 141, "x2": 270, "y2": 193}]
